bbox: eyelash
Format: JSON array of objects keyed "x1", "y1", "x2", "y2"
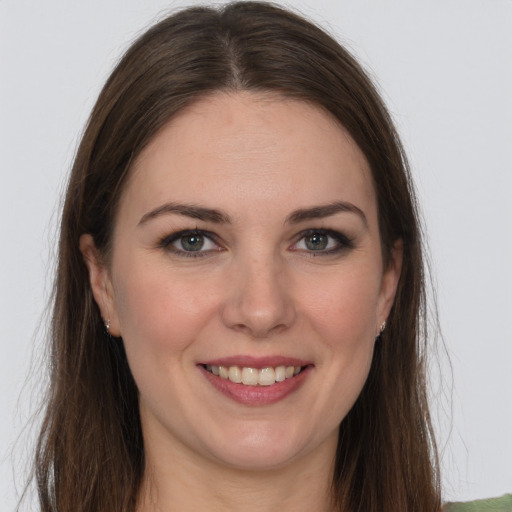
[
  {"x1": 291, "y1": 229, "x2": 354, "y2": 256},
  {"x1": 158, "y1": 228, "x2": 354, "y2": 258},
  {"x1": 158, "y1": 229, "x2": 223, "y2": 258}
]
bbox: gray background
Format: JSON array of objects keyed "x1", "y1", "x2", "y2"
[{"x1": 1, "y1": 0, "x2": 511, "y2": 509}]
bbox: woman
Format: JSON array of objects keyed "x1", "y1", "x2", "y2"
[{"x1": 29, "y1": 2, "x2": 509, "y2": 512}]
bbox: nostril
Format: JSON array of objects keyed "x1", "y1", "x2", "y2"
[{"x1": 230, "y1": 321, "x2": 289, "y2": 338}]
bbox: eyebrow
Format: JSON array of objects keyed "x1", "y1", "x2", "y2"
[
  {"x1": 138, "y1": 203, "x2": 231, "y2": 226},
  {"x1": 286, "y1": 201, "x2": 367, "y2": 227},
  {"x1": 138, "y1": 200, "x2": 367, "y2": 227}
]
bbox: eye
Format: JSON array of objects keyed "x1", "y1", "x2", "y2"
[
  {"x1": 301, "y1": 232, "x2": 332, "y2": 251},
  {"x1": 159, "y1": 229, "x2": 221, "y2": 256},
  {"x1": 292, "y1": 229, "x2": 353, "y2": 254}
]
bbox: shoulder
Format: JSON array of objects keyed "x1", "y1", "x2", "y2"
[{"x1": 444, "y1": 495, "x2": 512, "y2": 512}]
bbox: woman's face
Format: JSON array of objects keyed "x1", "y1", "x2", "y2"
[{"x1": 82, "y1": 92, "x2": 401, "y2": 471}]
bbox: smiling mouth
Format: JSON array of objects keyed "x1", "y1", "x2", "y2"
[{"x1": 203, "y1": 364, "x2": 306, "y2": 386}]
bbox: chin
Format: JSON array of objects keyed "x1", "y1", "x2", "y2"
[
  {"x1": 202, "y1": 421, "x2": 335, "y2": 471},
  {"x1": 210, "y1": 444, "x2": 302, "y2": 472}
]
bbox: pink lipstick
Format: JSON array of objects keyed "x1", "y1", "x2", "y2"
[{"x1": 198, "y1": 356, "x2": 313, "y2": 405}]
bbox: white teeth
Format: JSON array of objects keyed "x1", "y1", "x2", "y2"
[
  {"x1": 258, "y1": 367, "x2": 275, "y2": 386},
  {"x1": 275, "y1": 366, "x2": 286, "y2": 382},
  {"x1": 208, "y1": 364, "x2": 304, "y2": 386},
  {"x1": 228, "y1": 366, "x2": 242, "y2": 383},
  {"x1": 241, "y1": 367, "x2": 259, "y2": 385}
]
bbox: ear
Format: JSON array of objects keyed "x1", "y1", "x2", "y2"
[
  {"x1": 79, "y1": 234, "x2": 121, "y2": 337},
  {"x1": 376, "y1": 239, "x2": 403, "y2": 334}
]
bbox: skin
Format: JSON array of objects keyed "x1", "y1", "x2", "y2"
[{"x1": 81, "y1": 92, "x2": 402, "y2": 512}]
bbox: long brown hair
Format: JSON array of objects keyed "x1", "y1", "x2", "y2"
[{"x1": 33, "y1": 2, "x2": 441, "y2": 511}]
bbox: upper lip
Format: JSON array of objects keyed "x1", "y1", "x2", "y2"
[{"x1": 199, "y1": 355, "x2": 312, "y2": 368}]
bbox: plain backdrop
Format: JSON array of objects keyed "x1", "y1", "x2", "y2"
[{"x1": 1, "y1": 0, "x2": 511, "y2": 509}]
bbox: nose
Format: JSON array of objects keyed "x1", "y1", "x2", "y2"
[{"x1": 220, "y1": 253, "x2": 297, "y2": 338}]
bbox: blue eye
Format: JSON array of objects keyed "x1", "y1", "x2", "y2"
[
  {"x1": 160, "y1": 230, "x2": 221, "y2": 256},
  {"x1": 293, "y1": 229, "x2": 352, "y2": 254}
]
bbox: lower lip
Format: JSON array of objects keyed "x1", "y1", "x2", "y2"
[{"x1": 199, "y1": 365, "x2": 312, "y2": 406}]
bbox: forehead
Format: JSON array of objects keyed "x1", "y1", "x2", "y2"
[{"x1": 121, "y1": 92, "x2": 376, "y2": 225}]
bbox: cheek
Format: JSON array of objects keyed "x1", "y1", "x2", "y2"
[
  {"x1": 113, "y1": 267, "x2": 196, "y2": 353},
  {"x1": 299, "y1": 264, "x2": 381, "y2": 342},
  {"x1": 297, "y1": 263, "x2": 380, "y2": 409},
  {"x1": 110, "y1": 270, "x2": 205, "y2": 416},
  {"x1": 305, "y1": 270, "x2": 379, "y2": 414},
  {"x1": 111, "y1": 259, "x2": 225, "y2": 365}
]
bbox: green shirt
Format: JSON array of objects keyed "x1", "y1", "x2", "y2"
[{"x1": 445, "y1": 495, "x2": 512, "y2": 511}]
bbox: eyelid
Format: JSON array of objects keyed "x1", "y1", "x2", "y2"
[
  {"x1": 158, "y1": 229, "x2": 223, "y2": 257},
  {"x1": 290, "y1": 228, "x2": 354, "y2": 254},
  {"x1": 157, "y1": 227, "x2": 353, "y2": 258}
]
